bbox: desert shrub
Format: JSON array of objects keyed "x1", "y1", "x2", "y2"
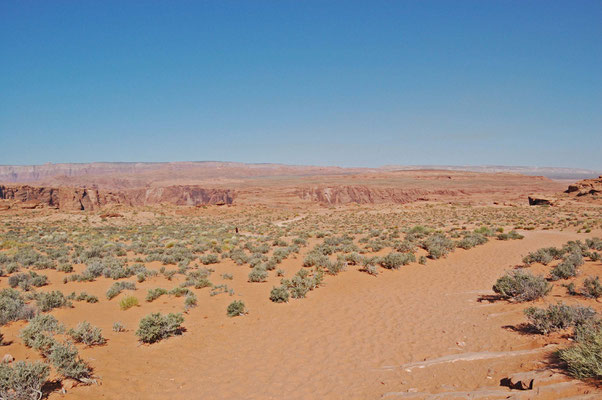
[
  {"x1": 359, "y1": 264, "x2": 379, "y2": 276},
  {"x1": 323, "y1": 259, "x2": 345, "y2": 275},
  {"x1": 36, "y1": 291, "x2": 70, "y2": 312},
  {"x1": 394, "y1": 240, "x2": 416, "y2": 253},
  {"x1": 75, "y1": 292, "x2": 98, "y2": 303},
  {"x1": 112, "y1": 322, "x2": 126, "y2": 332},
  {"x1": 380, "y1": 252, "x2": 415, "y2": 269},
  {"x1": 184, "y1": 292, "x2": 197, "y2": 308},
  {"x1": 422, "y1": 234, "x2": 454, "y2": 259},
  {"x1": 8, "y1": 272, "x2": 47, "y2": 291},
  {"x1": 227, "y1": 300, "x2": 247, "y2": 317},
  {"x1": 282, "y1": 269, "x2": 323, "y2": 299},
  {"x1": 497, "y1": 230, "x2": 524, "y2": 241},
  {"x1": 339, "y1": 252, "x2": 364, "y2": 266},
  {"x1": 524, "y1": 303, "x2": 596, "y2": 334},
  {"x1": 493, "y1": 270, "x2": 552, "y2": 302},
  {"x1": 269, "y1": 286, "x2": 290, "y2": 303},
  {"x1": 474, "y1": 226, "x2": 496, "y2": 237},
  {"x1": 550, "y1": 252, "x2": 583, "y2": 281},
  {"x1": 20, "y1": 314, "x2": 64, "y2": 354},
  {"x1": 418, "y1": 255, "x2": 427, "y2": 265},
  {"x1": 523, "y1": 247, "x2": 563, "y2": 265},
  {"x1": 585, "y1": 237, "x2": 602, "y2": 251},
  {"x1": 106, "y1": 281, "x2": 136, "y2": 300},
  {"x1": 557, "y1": 320, "x2": 602, "y2": 380},
  {"x1": 582, "y1": 276, "x2": 602, "y2": 299},
  {"x1": 169, "y1": 287, "x2": 190, "y2": 297},
  {"x1": 136, "y1": 313, "x2": 184, "y2": 343},
  {"x1": 222, "y1": 273, "x2": 233, "y2": 280},
  {"x1": 0, "y1": 361, "x2": 50, "y2": 400},
  {"x1": 119, "y1": 295, "x2": 139, "y2": 310},
  {"x1": 200, "y1": 254, "x2": 219, "y2": 265},
  {"x1": 0, "y1": 289, "x2": 35, "y2": 326},
  {"x1": 48, "y1": 341, "x2": 92, "y2": 380},
  {"x1": 456, "y1": 233, "x2": 488, "y2": 249},
  {"x1": 302, "y1": 252, "x2": 329, "y2": 268},
  {"x1": 68, "y1": 321, "x2": 106, "y2": 346},
  {"x1": 248, "y1": 267, "x2": 268, "y2": 283},
  {"x1": 146, "y1": 288, "x2": 168, "y2": 302},
  {"x1": 405, "y1": 225, "x2": 432, "y2": 241},
  {"x1": 57, "y1": 263, "x2": 74, "y2": 273}
]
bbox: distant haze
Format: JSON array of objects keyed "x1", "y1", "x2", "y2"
[{"x1": 0, "y1": 162, "x2": 598, "y2": 184}]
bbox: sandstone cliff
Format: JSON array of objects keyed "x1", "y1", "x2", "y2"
[
  {"x1": 0, "y1": 185, "x2": 233, "y2": 210},
  {"x1": 296, "y1": 186, "x2": 464, "y2": 205}
]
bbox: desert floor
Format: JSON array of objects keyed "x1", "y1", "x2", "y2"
[{"x1": 1, "y1": 201, "x2": 601, "y2": 399}]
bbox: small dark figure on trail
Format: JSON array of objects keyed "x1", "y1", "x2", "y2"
[{"x1": 235, "y1": 227, "x2": 239, "y2": 234}]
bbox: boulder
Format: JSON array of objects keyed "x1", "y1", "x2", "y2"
[
  {"x1": 501, "y1": 370, "x2": 554, "y2": 390},
  {"x1": 528, "y1": 196, "x2": 553, "y2": 206}
]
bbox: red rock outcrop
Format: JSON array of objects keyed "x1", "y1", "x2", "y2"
[
  {"x1": 296, "y1": 186, "x2": 463, "y2": 205},
  {"x1": 566, "y1": 176, "x2": 602, "y2": 196},
  {"x1": 0, "y1": 185, "x2": 234, "y2": 210}
]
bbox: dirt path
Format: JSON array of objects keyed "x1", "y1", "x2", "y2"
[{"x1": 55, "y1": 230, "x2": 600, "y2": 399}]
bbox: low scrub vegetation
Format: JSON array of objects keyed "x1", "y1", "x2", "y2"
[
  {"x1": 493, "y1": 270, "x2": 551, "y2": 302},
  {"x1": 0, "y1": 361, "x2": 50, "y2": 400},
  {"x1": 557, "y1": 320, "x2": 602, "y2": 380},
  {"x1": 68, "y1": 321, "x2": 106, "y2": 346},
  {"x1": 524, "y1": 303, "x2": 596, "y2": 334},
  {"x1": 226, "y1": 300, "x2": 247, "y2": 317},
  {"x1": 136, "y1": 313, "x2": 184, "y2": 343}
]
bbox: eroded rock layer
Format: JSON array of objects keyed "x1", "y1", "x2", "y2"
[{"x1": 0, "y1": 185, "x2": 234, "y2": 210}]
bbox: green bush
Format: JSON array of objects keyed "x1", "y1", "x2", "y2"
[
  {"x1": 248, "y1": 267, "x2": 268, "y2": 283},
  {"x1": 422, "y1": 234, "x2": 454, "y2": 259},
  {"x1": 0, "y1": 361, "x2": 50, "y2": 400},
  {"x1": 20, "y1": 314, "x2": 64, "y2": 355},
  {"x1": 119, "y1": 295, "x2": 139, "y2": 310},
  {"x1": 550, "y1": 252, "x2": 583, "y2": 281},
  {"x1": 68, "y1": 321, "x2": 106, "y2": 346},
  {"x1": 36, "y1": 291, "x2": 70, "y2": 312},
  {"x1": 0, "y1": 289, "x2": 34, "y2": 326},
  {"x1": 380, "y1": 252, "x2": 415, "y2": 269},
  {"x1": 269, "y1": 286, "x2": 290, "y2": 303},
  {"x1": 456, "y1": 233, "x2": 488, "y2": 249},
  {"x1": 106, "y1": 281, "x2": 136, "y2": 300},
  {"x1": 48, "y1": 341, "x2": 92, "y2": 380},
  {"x1": 585, "y1": 237, "x2": 602, "y2": 251},
  {"x1": 112, "y1": 322, "x2": 126, "y2": 332},
  {"x1": 200, "y1": 254, "x2": 219, "y2": 265},
  {"x1": 136, "y1": 313, "x2": 184, "y2": 343},
  {"x1": 522, "y1": 247, "x2": 563, "y2": 265},
  {"x1": 184, "y1": 292, "x2": 197, "y2": 308},
  {"x1": 497, "y1": 230, "x2": 524, "y2": 241},
  {"x1": 493, "y1": 270, "x2": 552, "y2": 302},
  {"x1": 8, "y1": 272, "x2": 47, "y2": 291},
  {"x1": 582, "y1": 276, "x2": 602, "y2": 299},
  {"x1": 282, "y1": 269, "x2": 323, "y2": 299},
  {"x1": 146, "y1": 288, "x2": 168, "y2": 302},
  {"x1": 227, "y1": 300, "x2": 247, "y2": 317},
  {"x1": 557, "y1": 320, "x2": 602, "y2": 380},
  {"x1": 524, "y1": 303, "x2": 596, "y2": 334}
]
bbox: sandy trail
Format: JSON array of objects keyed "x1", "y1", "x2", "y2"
[{"x1": 53, "y1": 230, "x2": 599, "y2": 399}]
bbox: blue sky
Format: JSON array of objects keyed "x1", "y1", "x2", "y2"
[{"x1": 1, "y1": 1, "x2": 600, "y2": 169}]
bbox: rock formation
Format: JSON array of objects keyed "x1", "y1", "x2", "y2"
[
  {"x1": 296, "y1": 186, "x2": 462, "y2": 205},
  {"x1": 0, "y1": 184, "x2": 234, "y2": 210},
  {"x1": 566, "y1": 176, "x2": 602, "y2": 196}
]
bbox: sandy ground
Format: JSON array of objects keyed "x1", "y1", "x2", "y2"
[{"x1": 3, "y1": 229, "x2": 592, "y2": 399}]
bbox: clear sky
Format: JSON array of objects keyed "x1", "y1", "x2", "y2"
[{"x1": 1, "y1": 1, "x2": 600, "y2": 169}]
